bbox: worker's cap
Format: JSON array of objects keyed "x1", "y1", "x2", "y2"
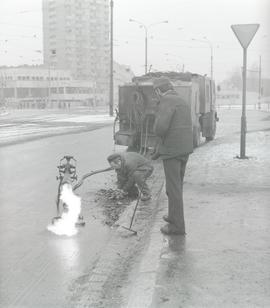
[
  {"x1": 152, "y1": 77, "x2": 172, "y2": 90},
  {"x1": 107, "y1": 153, "x2": 121, "y2": 163}
]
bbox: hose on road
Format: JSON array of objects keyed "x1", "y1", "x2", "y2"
[{"x1": 73, "y1": 167, "x2": 114, "y2": 192}]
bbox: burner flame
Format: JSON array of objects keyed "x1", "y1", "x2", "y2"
[{"x1": 47, "y1": 184, "x2": 81, "y2": 236}]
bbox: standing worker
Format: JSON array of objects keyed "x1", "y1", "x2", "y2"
[{"x1": 152, "y1": 77, "x2": 193, "y2": 235}]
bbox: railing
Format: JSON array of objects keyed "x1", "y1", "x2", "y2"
[{"x1": 217, "y1": 102, "x2": 270, "y2": 112}]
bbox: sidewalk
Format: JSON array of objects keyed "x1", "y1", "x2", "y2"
[{"x1": 127, "y1": 110, "x2": 270, "y2": 308}]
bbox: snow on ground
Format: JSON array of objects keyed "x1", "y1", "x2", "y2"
[
  {"x1": 0, "y1": 124, "x2": 85, "y2": 143},
  {"x1": 187, "y1": 109, "x2": 270, "y2": 189},
  {"x1": 0, "y1": 111, "x2": 114, "y2": 145},
  {"x1": 52, "y1": 114, "x2": 115, "y2": 123}
]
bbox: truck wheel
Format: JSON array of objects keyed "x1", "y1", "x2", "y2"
[{"x1": 193, "y1": 126, "x2": 201, "y2": 148}]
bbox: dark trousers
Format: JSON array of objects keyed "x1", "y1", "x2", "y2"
[{"x1": 163, "y1": 155, "x2": 189, "y2": 232}]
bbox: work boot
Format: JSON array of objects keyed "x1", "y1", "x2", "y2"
[
  {"x1": 140, "y1": 193, "x2": 151, "y2": 201},
  {"x1": 160, "y1": 223, "x2": 186, "y2": 235}
]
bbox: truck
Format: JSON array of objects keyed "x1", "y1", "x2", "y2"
[{"x1": 114, "y1": 71, "x2": 218, "y2": 152}]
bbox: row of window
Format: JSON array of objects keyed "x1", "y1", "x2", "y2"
[
  {"x1": 2, "y1": 86, "x2": 96, "y2": 97},
  {"x1": 10, "y1": 76, "x2": 71, "y2": 81}
]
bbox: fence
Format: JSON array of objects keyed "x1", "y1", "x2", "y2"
[{"x1": 217, "y1": 102, "x2": 270, "y2": 112}]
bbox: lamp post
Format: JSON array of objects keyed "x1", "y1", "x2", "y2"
[
  {"x1": 48, "y1": 49, "x2": 56, "y2": 108},
  {"x1": 0, "y1": 71, "x2": 6, "y2": 108},
  {"x1": 191, "y1": 38, "x2": 213, "y2": 81},
  {"x1": 109, "y1": 0, "x2": 114, "y2": 116},
  {"x1": 258, "y1": 55, "x2": 262, "y2": 110},
  {"x1": 129, "y1": 19, "x2": 168, "y2": 74}
]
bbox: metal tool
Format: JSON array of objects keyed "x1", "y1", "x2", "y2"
[
  {"x1": 121, "y1": 178, "x2": 148, "y2": 236},
  {"x1": 121, "y1": 193, "x2": 140, "y2": 235}
]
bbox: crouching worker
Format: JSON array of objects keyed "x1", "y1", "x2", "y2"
[{"x1": 107, "y1": 152, "x2": 154, "y2": 201}]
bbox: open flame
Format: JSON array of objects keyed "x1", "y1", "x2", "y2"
[{"x1": 47, "y1": 183, "x2": 81, "y2": 236}]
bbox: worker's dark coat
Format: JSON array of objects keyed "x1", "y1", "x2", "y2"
[
  {"x1": 154, "y1": 90, "x2": 193, "y2": 160},
  {"x1": 107, "y1": 152, "x2": 153, "y2": 191}
]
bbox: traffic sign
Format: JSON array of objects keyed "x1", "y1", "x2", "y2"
[
  {"x1": 231, "y1": 23, "x2": 260, "y2": 159},
  {"x1": 231, "y1": 24, "x2": 259, "y2": 49}
]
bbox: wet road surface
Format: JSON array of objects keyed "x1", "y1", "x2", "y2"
[{"x1": 0, "y1": 125, "x2": 116, "y2": 307}]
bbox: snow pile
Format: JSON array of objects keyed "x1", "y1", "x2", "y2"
[{"x1": 47, "y1": 184, "x2": 81, "y2": 236}]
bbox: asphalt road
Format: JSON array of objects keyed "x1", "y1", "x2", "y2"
[
  {"x1": 0, "y1": 113, "x2": 117, "y2": 307},
  {"x1": 1, "y1": 108, "x2": 269, "y2": 307}
]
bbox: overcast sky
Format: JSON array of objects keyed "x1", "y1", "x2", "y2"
[{"x1": 0, "y1": 0, "x2": 269, "y2": 82}]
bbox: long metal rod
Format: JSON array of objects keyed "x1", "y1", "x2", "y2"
[
  {"x1": 258, "y1": 55, "x2": 262, "y2": 109},
  {"x1": 48, "y1": 63, "x2": 51, "y2": 107},
  {"x1": 240, "y1": 48, "x2": 247, "y2": 158},
  {"x1": 109, "y1": 0, "x2": 114, "y2": 116},
  {"x1": 145, "y1": 31, "x2": 148, "y2": 75}
]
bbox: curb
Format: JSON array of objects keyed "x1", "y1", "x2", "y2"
[
  {"x1": 127, "y1": 186, "x2": 167, "y2": 308},
  {"x1": 70, "y1": 162, "x2": 165, "y2": 307}
]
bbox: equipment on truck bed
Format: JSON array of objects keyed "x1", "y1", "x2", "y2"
[{"x1": 114, "y1": 71, "x2": 218, "y2": 151}]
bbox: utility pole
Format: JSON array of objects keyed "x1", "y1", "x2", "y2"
[
  {"x1": 48, "y1": 49, "x2": 56, "y2": 108},
  {"x1": 109, "y1": 0, "x2": 114, "y2": 116},
  {"x1": 145, "y1": 30, "x2": 148, "y2": 75},
  {"x1": 258, "y1": 55, "x2": 262, "y2": 110},
  {"x1": 0, "y1": 73, "x2": 4, "y2": 107},
  {"x1": 191, "y1": 38, "x2": 213, "y2": 81},
  {"x1": 48, "y1": 63, "x2": 51, "y2": 108}
]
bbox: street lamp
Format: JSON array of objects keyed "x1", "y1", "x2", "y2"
[
  {"x1": 129, "y1": 19, "x2": 168, "y2": 74},
  {"x1": 109, "y1": 0, "x2": 114, "y2": 116},
  {"x1": 191, "y1": 37, "x2": 213, "y2": 81}
]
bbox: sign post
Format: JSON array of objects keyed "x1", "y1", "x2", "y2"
[{"x1": 231, "y1": 24, "x2": 259, "y2": 159}]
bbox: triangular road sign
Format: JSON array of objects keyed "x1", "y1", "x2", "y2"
[{"x1": 231, "y1": 24, "x2": 259, "y2": 49}]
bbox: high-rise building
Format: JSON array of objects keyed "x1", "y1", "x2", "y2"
[{"x1": 42, "y1": 0, "x2": 109, "y2": 102}]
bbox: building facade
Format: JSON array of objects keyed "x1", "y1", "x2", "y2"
[
  {"x1": 0, "y1": 66, "x2": 99, "y2": 109},
  {"x1": 42, "y1": 0, "x2": 110, "y2": 102},
  {"x1": 0, "y1": 64, "x2": 134, "y2": 109}
]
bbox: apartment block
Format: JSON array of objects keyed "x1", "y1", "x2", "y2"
[{"x1": 42, "y1": 0, "x2": 110, "y2": 102}]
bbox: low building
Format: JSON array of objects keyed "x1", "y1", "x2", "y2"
[
  {"x1": 0, "y1": 66, "x2": 103, "y2": 109},
  {"x1": 0, "y1": 63, "x2": 135, "y2": 110}
]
